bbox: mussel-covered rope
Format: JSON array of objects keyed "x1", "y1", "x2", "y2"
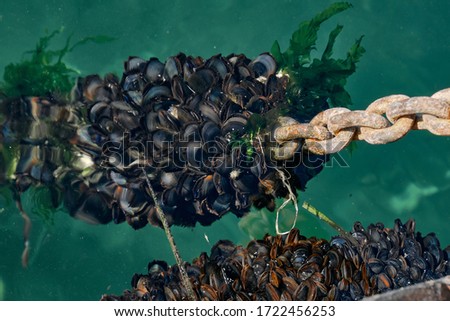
[
  {"x1": 2, "y1": 49, "x2": 448, "y2": 271},
  {"x1": 101, "y1": 218, "x2": 450, "y2": 301},
  {"x1": 141, "y1": 168, "x2": 196, "y2": 301}
]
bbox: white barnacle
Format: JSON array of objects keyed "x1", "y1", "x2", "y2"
[
  {"x1": 230, "y1": 169, "x2": 241, "y2": 180},
  {"x1": 276, "y1": 69, "x2": 289, "y2": 79}
]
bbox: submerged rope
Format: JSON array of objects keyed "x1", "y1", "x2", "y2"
[
  {"x1": 141, "y1": 168, "x2": 196, "y2": 301},
  {"x1": 15, "y1": 198, "x2": 31, "y2": 268},
  {"x1": 302, "y1": 201, "x2": 358, "y2": 247}
]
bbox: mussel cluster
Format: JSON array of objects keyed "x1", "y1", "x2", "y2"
[
  {"x1": 1, "y1": 52, "x2": 326, "y2": 229},
  {"x1": 101, "y1": 219, "x2": 449, "y2": 301},
  {"x1": 0, "y1": 96, "x2": 82, "y2": 198}
]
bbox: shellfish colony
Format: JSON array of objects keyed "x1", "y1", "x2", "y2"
[
  {"x1": 1, "y1": 52, "x2": 326, "y2": 229},
  {"x1": 101, "y1": 219, "x2": 450, "y2": 301}
]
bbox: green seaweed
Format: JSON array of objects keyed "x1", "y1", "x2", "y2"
[
  {"x1": 0, "y1": 28, "x2": 115, "y2": 98},
  {"x1": 245, "y1": 2, "x2": 364, "y2": 140},
  {"x1": 271, "y1": 2, "x2": 365, "y2": 114}
]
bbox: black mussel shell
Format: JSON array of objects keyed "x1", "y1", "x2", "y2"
[
  {"x1": 249, "y1": 53, "x2": 277, "y2": 78},
  {"x1": 145, "y1": 58, "x2": 165, "y2": 84},
  {"x1": 187, "y1": 69, "x2": 216, "y2": 94}
]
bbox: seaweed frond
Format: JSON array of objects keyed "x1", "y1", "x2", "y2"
[
  {"x1": 271, "y1": 2, "x2": 365, "y2": 118},
  {"x1": 1, "y1": 28, "x2": 115, "y2": 98}
]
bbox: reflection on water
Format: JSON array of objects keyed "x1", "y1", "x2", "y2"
[
  {"x1": 1, "y1": 0, "x2": 449, "y2": 300},
  {"x1": 389, "y1": 183, "x2": 439, "y2": 213}
]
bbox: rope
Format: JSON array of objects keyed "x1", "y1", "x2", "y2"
[
  {"x1": 272, "y1": 88, "x2": 450, "y2": 157},
  {"x1": 141, "y1": 168, "x2": 196, "y2": 301},
  {"x1": 274, "y1": 167, "x2": 299, "y2": 235}
]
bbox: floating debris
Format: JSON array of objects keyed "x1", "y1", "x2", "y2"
[{"x1": 101, "y1": 219, "x2": 449, "y2": 301}]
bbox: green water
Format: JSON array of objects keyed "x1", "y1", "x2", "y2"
[{"x1": 0, "y1": 0, "x2": 449, "y2": 300}]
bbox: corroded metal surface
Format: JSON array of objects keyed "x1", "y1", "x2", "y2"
[
  {"x1": 364, "y1": 276, "x2": 450, "y2": 301},
  {"x1": 274, "y1": 88, "x2": 450, "y2": 156}
]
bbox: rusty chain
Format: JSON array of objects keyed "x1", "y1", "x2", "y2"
[{"x1": 273, "y1": 88, "x2": 450, "y2": 156}]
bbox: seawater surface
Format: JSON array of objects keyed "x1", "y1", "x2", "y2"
[{"x1": 0, "y1": 0, "x2": 449, "y2": 300}]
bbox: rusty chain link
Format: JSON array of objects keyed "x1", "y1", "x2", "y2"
[{"x1": 273, "y1": 88, "x2": 450, "y2": 157}]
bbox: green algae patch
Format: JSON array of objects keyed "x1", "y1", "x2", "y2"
[
  {"x1": 0, "y1": 28, "x2": 115, "y2": 98},
  {"x1": 271, "y1": 2, "x2": 365, "y2": 114}
]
